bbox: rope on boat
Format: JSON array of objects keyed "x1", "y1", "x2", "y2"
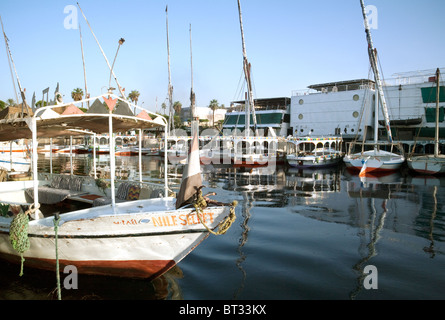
[
  {"x1": 9, "y1": 203, "x2": 39, "y2": 276},
  {"x1": 193, "y1": 186, "x2": 237, "y2": 236},
  {"x1": 53, "y1": 213, "x2": 62, "y2": 300}
]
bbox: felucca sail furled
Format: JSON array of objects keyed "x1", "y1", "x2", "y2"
[{"x1": 343, "y1": 0, "x2": 405, "y2": 175}]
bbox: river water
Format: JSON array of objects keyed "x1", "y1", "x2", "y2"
[{"x1": 0, "y1": 154, "x2": 444, "y2": 300}]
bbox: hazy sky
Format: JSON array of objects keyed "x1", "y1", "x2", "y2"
[{"x1": 0, "y1": 0, "x2": 443, "y2": 113}]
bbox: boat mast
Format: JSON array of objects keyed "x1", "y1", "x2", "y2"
[
  {"x1": 237, "y1": 0, "x2": 258, "y2": 137},
  {"x1": 360, "y1": 0, "x2": 393, "y2": 143},
  {"x1": 166, "y1": 6, "x2": 174, "y2": 135},
  {"x1": 435, "y1": 68, "x2": 440, "y2": 157},
  {"x1": 0, "y1": 16, "x2": 18, "y2": 104},
  {"x1": 190, "y1": 24, "x2": 196, "y2": 121},
  {"x1": 79, "y1": 24, "x2": 89, "y2": 108},
  {"x1": 0, "y1": 16, "x2": 30, "y2": 117},
  {"x1": 77, "y1": 3, "x2": 127, "y2": 100}
]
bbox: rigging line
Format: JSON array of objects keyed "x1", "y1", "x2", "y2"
[
  {"x1": 376, "y1": 51, "x2": 395, "y2": 120},
  {"x1": 233, "y1": 67, "x2": 246, "y2": 102},
  {"x1": 350, "y1": 66, "x2": 373, "y2": 154},
  {"x1": 76, "y1": 3, "x2": 127, "y2": 101},
  {"x1": 0, "y1": 16, "x2": 19, "y2": 103}
]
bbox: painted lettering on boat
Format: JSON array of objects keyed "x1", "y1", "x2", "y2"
[
  {"x1": 113, "y1": 218, "x2": 150, "y2": 226},
  {"x1": 152, "y1": 212, "x2": 214, "y2": 227}
]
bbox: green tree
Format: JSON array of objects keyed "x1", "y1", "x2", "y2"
[
  {"x1": 6, "y1": 98, "x2": 15, "y2": 107},
  {"x1": 0, "y1": 100, "x2": 6, "y2": 110},
  {"x1": 35, "y1": 100, "x2": 49, "y2": 108},
  {"x1": 161, "y1": 102, "x2": 167, "y2": 115},
  {"x1": 71, "y1": 88, "x2": 84, "y2": 101},
  {"x1": 209, "y1": 99, "x2": 219, "y2": 126},
  {"x1": 173, "y1": 101, "x2": 182, "y2": 117},
  {"x1": 128, "y1": 90, "x2": 140, "y2": 105}
]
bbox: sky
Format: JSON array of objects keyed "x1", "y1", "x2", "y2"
[{"x1": 0, "y1": 0, "x2": 444, "y2": 114}]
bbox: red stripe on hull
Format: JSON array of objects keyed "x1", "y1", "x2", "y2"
[
  {"x1": 0, "y1": 252, "x2": 176, "y2": 280},
  {"x1": 346, "y1": 166, "x2": 398, "y2": 177}
]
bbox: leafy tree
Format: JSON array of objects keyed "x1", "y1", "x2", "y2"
[
  {"x1": 6, "y1": 98, "x2": 15, "y2": 107},
  {"x1": 128, "y1": 90, "x2": 140, "y2": 105},
  {"x1": 71, "y1": 88, "x2": 84, "y2": 101},
  {"x1": 0, "y1": 100, "x2": 5, "y2": 110},
  {"x1": 35, "y1": 100, "x2": 49, "y2": 108},
  {"x1": 173, "y1": 101, "x2": 182, "y2": 117},
  {"x1": 209, "y1": 99, "x2": 219, "y2": 126},
  {"x1": 161, "y1": 102, "x2": 167, "y2": 115}
]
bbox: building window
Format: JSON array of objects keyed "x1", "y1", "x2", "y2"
[{"x1": 299, "y1": 99, "x2": 304, "y2": 105}]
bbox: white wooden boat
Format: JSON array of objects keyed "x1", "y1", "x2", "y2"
[
  {"x1": 0, "y1": 93, "x2": 235, "y2": 280},
  {"x1": 228, "y1": 1, "x2": 281, "y2": 169},
  {"x1": 407, "y1": 155, "x2": 445, "y2": 175},
  {"x1": 343, "y1": 0, "x2": 405, "y2": 175},
  {"x1": 286, "y1": 137, "x2": 344, "y2": 168},
  {"x1": 407, "y1": 69, "x2": 445, "y2": 175},
  {"x1": 55, "y1": 145, "x2": 90, "y2": 154},
  {"x1": 0, "y1": 153, "x2": 31, "y2": 172},
  {"x1": 344, "y1": 149, "x2": 405, "y2": 174}
]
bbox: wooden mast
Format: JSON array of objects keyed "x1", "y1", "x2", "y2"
[
  {"x1": 166, "y1": 6, "x2": 174, "y2": 135},
  {"x1": 190, "y1": 23, "x2": 196, "y2": 121},
  {"x1": 79, "y1": 24, "x2": 89, "y2": 107},
  {"x1": 0, "y1": 15, "x2": 30, "y2": 117},
  {"x1": 360, "y1": 0, "x2": 393, "y2": 143},
  {"x1": 237, "y1": 0, "x2": 257, "y2": 137}
]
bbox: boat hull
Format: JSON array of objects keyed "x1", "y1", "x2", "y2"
[
  {"x1": 0, "y1": 198, "x2": 231, "y2": 280},
  {"x1": 343, "y1": 150, "x2": 405, "y2": 174},
  {"x1": 407, "y1": 156, "x2": 445, "y2": 175},
  {"x1": 287, "y1": 154, "x2": 342, "y2": 168}
]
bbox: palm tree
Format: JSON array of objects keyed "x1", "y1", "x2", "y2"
[
  {"x1": 128, "y1": 90, "x2": 140, "y2": 114},
  {"x1": 161, "y1": 102, "x2": 167, "y2": 115},
  {"x1": 128, "y1": 90, "x2": 140, "y2": 105},
  {"x1": 173, "y1": 101, "x2": 182, "y2": 117},
  {"x1": 209, "y1": 99, "x2": 219, "y2": 126},
  {"x1": 71, "y1": 88, "x2": 84, "y2": 101}
]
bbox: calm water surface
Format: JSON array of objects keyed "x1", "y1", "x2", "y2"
[{"x1": 0, "y1": 154, "x2": 444, "y2": 300}]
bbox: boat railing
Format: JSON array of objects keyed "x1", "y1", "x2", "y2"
[{"x1": 292, "y1": 83, "x2": 375, "y2": 96}]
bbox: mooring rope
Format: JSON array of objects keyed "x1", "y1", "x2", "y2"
[
  {"x1": 9, "y1": 203, "x2": 39, "y2": 276},
  {"x1": 193, "y1": 187, "x2": 237, "y2": 236},
  {"x1": 53, "y1": 213, "x2": 62, "y2": 300}
]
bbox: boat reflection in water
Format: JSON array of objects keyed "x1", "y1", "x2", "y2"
[{"x1": 0, "y1": 260, "x2": 184, "y2": 300}]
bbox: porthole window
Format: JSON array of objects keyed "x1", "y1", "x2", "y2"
[
  {"x1": 353, "y1": 111, "x2": 359, "y2": 118},
  {"x1": 353, "y1": 94, "x2": 360, "y2": 101},
  {"x1": 299, "y1": 99, "x2": 304, "y2": 105},
  {"x1": 298, "y1": 114, "x2": 303, "y2": 120}
]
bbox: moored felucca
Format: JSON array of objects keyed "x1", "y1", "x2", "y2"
[
  {"x1": 407, "y1": 68, "x2": 445, "y2": 175},
  {"x1": 343, "y1": 0, "x2": 405, "y2": 176},
  {"x1": 0, "y1": 93, "x2": 236, "y2": 280},
  {"x1": 0, "y1": 5, "x2": 235, "y2": 281}
]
